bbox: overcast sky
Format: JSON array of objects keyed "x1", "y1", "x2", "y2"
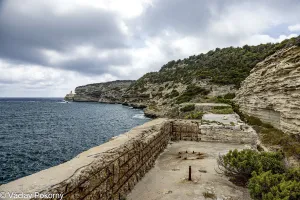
[{"x1": 0, "y1": 0, "x2": 300, "y2": 97}]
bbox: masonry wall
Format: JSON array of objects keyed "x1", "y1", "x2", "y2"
[
  {"x1": 170, "y1": 120, "x2": 200, "y2": 141},
  {"x1": 200, "y1": 124, "x2": 257, "y2": 144},
  {"x1": 170, "y1": 120, "x2": 257, "y2": 145},
  {"x1": 0, "y1": 119, "x2": 171, "y2": 200},
  {"x1": 37, "y1": 122, "x2": 171, "y2": 200}
]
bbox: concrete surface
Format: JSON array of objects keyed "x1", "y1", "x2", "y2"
[
  {"x1": 127, "y1": 141, "x2": 251, "y2": 200},
  {"x1": 202, "y1": 114, "x2": 242, "y2": 125}
]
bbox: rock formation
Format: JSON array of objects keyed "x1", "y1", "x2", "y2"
[
  {"x1": 66, "y1": 80, "x2": 135, "y2": 103},
  {"x1": 235, "y1": 46, "x2": 300, "y2": 136},
  {"x1": 64, "y1": 90, "x2": 74, "y2": 101}
]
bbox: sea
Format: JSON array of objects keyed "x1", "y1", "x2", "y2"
[{"x1": 0, "y1": 98, "x2": 150, "y2": 184}]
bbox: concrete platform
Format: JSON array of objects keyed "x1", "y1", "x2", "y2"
[{"x1": 127, "y1": 141, "x2": 251, "y2": 200}]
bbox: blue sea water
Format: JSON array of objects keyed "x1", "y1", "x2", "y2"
[{"x1": 0, "y1": 98, "x2": 150, "y2": 184}]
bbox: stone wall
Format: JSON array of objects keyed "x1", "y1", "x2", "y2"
[
  {"x1": 0, "y1": 119, "x2": 171, "y2": 200},
  {"x1": 170, "y1": 120, "x2": 200, "y2": 141},
  {"x1": 45, "y1": 123, "x2": 171, "y2": 200},
  {"x1": 200, "y1": 124, "x2": 257, "y2": 144},
  {"x1": 170, "y1": 119, "x2": 257, "y2": 145}
]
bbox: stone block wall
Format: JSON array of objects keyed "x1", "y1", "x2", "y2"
[
  {"x1": 200, "y1": 124, "x2": 257, "y2": 144},
  {"x1": 170, "y1": 120, "x2": 257, "y2": 145},
  {"x1": 0, "y1": 119, "x2": 172, "y2": 200},
  {"x1": 170, "y1": 120, "x2": 200, "y2": 141},
  {"x1": 36, "y1": 122, "x2": 172, "y2": 200}
]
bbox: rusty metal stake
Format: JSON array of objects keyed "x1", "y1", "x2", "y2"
[{"x1": 188, "y1": 166, "x2": 192, "y2": 181}]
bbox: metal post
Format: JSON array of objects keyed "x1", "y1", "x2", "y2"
[{"x1": 188, "y1": 166, "x2": 192, "y2": 181}]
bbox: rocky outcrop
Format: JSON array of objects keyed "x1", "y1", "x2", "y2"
[
  {"x1": 64, "y1": 91, "x2": 75, "y2": 101},
  {"x1": 235, "y1": 46, "x2": 300, "y2": 136},
  {"x1": 69, "y1": 80, "x2": 135, "y2": 103}
]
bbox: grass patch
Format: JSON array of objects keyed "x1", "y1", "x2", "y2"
[
  {"x1": 185, "y1": 111, "x2": 204, "y2": 119},
  {"x1": 211, "y1": 107, "x2": 234, "y2": 114},
  {"x1": 202, "y1": 120, "x2": 225, "y2": 126},
  {"x1": 260, "y1": 127, "x2": 300, "y2": 158},
  {"x1": 180, "y1": 104, "x2": 195, "y2": 112},
  {"x1": 203, "y1": 191, "x2": 216, "y2": 199}
]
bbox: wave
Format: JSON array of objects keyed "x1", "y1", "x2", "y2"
[
  {"x1": 132, "y1": 113, "x2": 149, "y2": 119},
  {"x1": 57, "y1": 101, "x2": 69, "y2": 104}
]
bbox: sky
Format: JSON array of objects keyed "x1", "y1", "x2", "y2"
[{"x1": 0, "y1": 0, "x2": 300, "y2": 97}]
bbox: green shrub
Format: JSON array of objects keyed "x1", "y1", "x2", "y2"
[
  {"x1": 184, "y1": 111, "x2": 204, "y2": 119},
  {"x1": 249, "y1": 170, "x2": 300, "y2": 200},
  {"x1": 217, "y1": 149, "x2": 285, "y2": 181},
  {"x1": 246, "y1": 115, "x2": 263, "y2": 126},
  {"x1": 158, "y1": 86, "x2": 164, "y2": 91},
  {"x1": 176, "y1": 85, "x2": 209, "y2": 104},
  {"x1": 180, "y1": 104, "x2": 195, "y2": 112},
  {"x1": 215, "y1": 96, "x2": 232, "y2": 104},
  {"x1": 166, "y1": 89, "x2": 179, "y2": 98},
  {"x1": 224, "y1": 93, "x2": 236, "y2": 99},
  {"x1": 219, "y1": 148, "x2": 300, "y2": 200}
]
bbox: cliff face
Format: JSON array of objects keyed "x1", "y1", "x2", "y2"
[
  {"x1": 235, "y1": 46, "x2": 300, "y2": 136},
  {"x1": 70, "y1": 80, "x2": 135, "y2": 103},
  {"x1": 124, "y1": 79, "x2": 236, "y2": 117}
]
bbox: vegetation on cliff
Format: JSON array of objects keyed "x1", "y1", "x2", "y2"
[{"x1": 130, "y1": 36, "x2": 300, "y2": 92}]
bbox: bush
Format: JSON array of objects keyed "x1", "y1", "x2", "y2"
[
  {"x1": 165, "y1": 89, "x2": 179, "y2": 98},
  {"x1": 224, "y1": 93, "x2": 236, "y2": 99},
  {"x1": 215, "y1": 96, "x2": 232, "y2": 104},
  {"x1": 218, "y1": 149, "x2": 300, "y2": 200},
  {"x1": 184, "y1": 111, "x2": 204, "y2": 119},
  {"x1": 246, "y1": 115, "x2": 263, "y2": 126},
  {"x1": 176, "y1": 85, "x2": 209, "y2": 104},
  {"x1": 249, "y1": 170, "x2": 300, "y2": 200},
  {"x1": 217, "y1": 149, "x2": 285, "y2": 181},
  {"x1": 180, "y1": 104, "x2": 195, "y2": 112}
]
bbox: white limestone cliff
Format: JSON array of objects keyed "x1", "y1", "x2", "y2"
[{"x1": 235, "y1": 46, "x2": 300, "y2": 137}]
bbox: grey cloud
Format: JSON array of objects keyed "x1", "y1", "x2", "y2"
[
  {"x1": 136, "y1": 0, "x2": 226, "y2": 36},
  {"x1": 1, "y1": 0, "x2": 300, "y2": 86},
  {"x1": 60, "y1": 52, "x2": 132, "y2": 75},
  {"x1": 0, "y1": 0, "x2": 130, "y2": 74}
]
